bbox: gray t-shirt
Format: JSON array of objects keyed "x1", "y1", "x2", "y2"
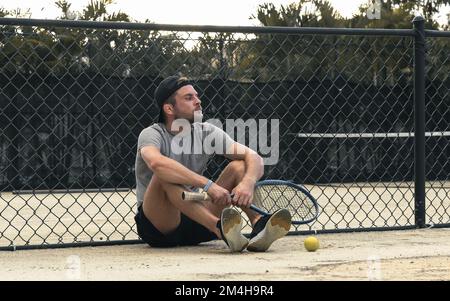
[{"x1": 135, "y1": 122, "x2": 235, "y2": 209}]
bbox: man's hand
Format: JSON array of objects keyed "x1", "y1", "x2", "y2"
[
  {"x1": 231, "y1": 179, "x2": 256, "y2": 208},
  {"x1": 206, "y1": 183, "x2": 232, "y2": 206}
]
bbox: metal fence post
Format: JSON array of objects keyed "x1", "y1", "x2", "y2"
[{"x1": 412, "y1": 15, "x2": 426, "y2": 228}]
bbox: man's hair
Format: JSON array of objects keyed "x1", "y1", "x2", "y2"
[
  {"x1": 155, "y1": 75, "x2": 192, "y2": 123},
  {"x1": 177, "y1": 76, "x2": 189, "y2": 84},
  {"x1": 161, "y1": 93, "x2": 177, "y2": 123}
]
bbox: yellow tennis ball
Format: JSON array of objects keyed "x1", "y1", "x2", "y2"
[{"x1": 304, "y1": 236, "x2": 319, "y2": 252}]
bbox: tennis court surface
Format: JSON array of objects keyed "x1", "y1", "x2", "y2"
[{"x1": 1, "y1": 228, "x2": 449, "y2": 280}]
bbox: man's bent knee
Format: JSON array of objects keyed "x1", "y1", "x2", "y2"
[
  {"x1": 142, "y1": 175, "x2": 181, "y2": 234},
  {"x1": 148, "y1": 175, "x2": 167, "y2": 189},
  {"x1": 216, "y1": 160, "x2": 246, "y2": 192},
  {"x1": 226, "y1": 160, "x2": 246, "y2": 175}
]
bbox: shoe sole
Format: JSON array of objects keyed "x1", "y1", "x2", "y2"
[
  {"x1": 247, "y1": 209, "x2": 292, "y2": 252},
  {"x1": 222, "y1": 208, "x2": 249, "y2": 252}
]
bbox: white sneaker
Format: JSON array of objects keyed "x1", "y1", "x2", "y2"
[
  {"x1": 218, "y1": 208, "x2": 249, "y2": 252},
  {"x1": 247, "y1": 209, "x2": 292, "y2": 252}
]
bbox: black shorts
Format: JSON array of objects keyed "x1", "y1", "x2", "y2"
[{"x1": 134, "y1": 205, "x2": 218, "y2": 248}]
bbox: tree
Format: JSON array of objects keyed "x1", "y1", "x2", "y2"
[
  {"x1": 251, "y1": 0, "x2": 345, "y2": 27},
  {"x1": 351, "y1": 0, "x2": 445, "y2": 29},
  {"x1": 245, "y1": 1, "x2": 350, "y2": 82},
  {"x1": 0, "y1": 8, "x2": 9, "y2": 18},
  {"x1": 244, "y1": 0, "x2": 449, "y2": 85},
  {"x1": 350, "y1": 0, "x2": 450, "y2": 84},
  {"x1": 391, "y1": 0, "x2": 450, "y2": 27}
]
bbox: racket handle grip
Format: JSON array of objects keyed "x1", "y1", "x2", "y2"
[
  {"x1": 182, "y1": 191, "x2": 211, "y2": 201},
  {"x1": 183, "y1": 192, "x2": 268, "y2": 217}
]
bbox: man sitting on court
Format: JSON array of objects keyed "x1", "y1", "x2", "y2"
[{"x1": 134, "y1": 75, "x2": 292, "y2": 252}]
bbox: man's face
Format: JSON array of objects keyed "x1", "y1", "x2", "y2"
[{"x1": 172, "y1": 85, "x2": 202, "y2": 123}]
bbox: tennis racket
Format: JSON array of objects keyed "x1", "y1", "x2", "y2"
[{"x1": 182, "y1": 179, "x2": 319, "y2": 225}]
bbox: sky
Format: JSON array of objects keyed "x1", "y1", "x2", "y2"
[{"x1": 0, "y1": 0, "x2": 449, "y2": 26}]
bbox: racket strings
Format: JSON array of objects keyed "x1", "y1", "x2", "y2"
[{"x1": 254, "y1": 185, "x2": 317, "y2": 221}]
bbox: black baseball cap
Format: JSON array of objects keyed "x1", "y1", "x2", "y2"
[{"x1": 154, "y1": 75, "x2": 193, "y2": 123}]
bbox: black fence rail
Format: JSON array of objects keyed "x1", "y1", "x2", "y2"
[{"x1": 0, "y1": 17, "x2": 449, "y2": 250}]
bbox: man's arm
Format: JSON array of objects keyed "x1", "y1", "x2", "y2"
[
  {"x1": 140, "y1": 146, "x2": 232, "y2": 205},
  {"x1": 141, "y1": 145, "x2": 208, "y2": 187},
  {"x1": 224, "y1": 142, "x2": 264, "y2": 207}
]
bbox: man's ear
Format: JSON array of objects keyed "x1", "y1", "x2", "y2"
[{"x1": 163, "y1": 103, "x2": 174, "y2": 116}]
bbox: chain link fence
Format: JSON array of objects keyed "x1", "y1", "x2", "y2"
[
  {"x1": 425, "y1": 32, "x2": 450, "y2": 227},
  {"x1": 0, "y1": 18, "x2": 449, "y2": 250}
]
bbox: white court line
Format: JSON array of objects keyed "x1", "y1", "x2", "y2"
[{"x1": 296, "y1": 132, "x2": 450, "y2": 138}]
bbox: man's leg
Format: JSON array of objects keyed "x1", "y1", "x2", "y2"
[
  {"x1": 143, "y1": 160, "x2": 257, "y2": 231},
  {"x1": 142, "y1": 174, "x2": 249, "y2": 252},
  {"x1": 141, "y1": 160, "x2": 260, "y2": 250},
  {"x1": 210, "y1": 160, "x2": 261, "y2": 225},
  {"x1": 142, "y1": 176, "x2": 221, "y2": 238},
  {"x1": 213, "y1": 161, "x2": 292, "y2": 252}
]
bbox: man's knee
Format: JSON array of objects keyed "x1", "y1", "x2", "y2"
[
  {"x1": 144, "y1": 175, "x2": 170, "y2": 201},
  {"x1": 226, "y1": 160, "x2": 246, "y2": 175},
  {"x1": 150, "y1": 175, "x2": 169, "y2": 189}
]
